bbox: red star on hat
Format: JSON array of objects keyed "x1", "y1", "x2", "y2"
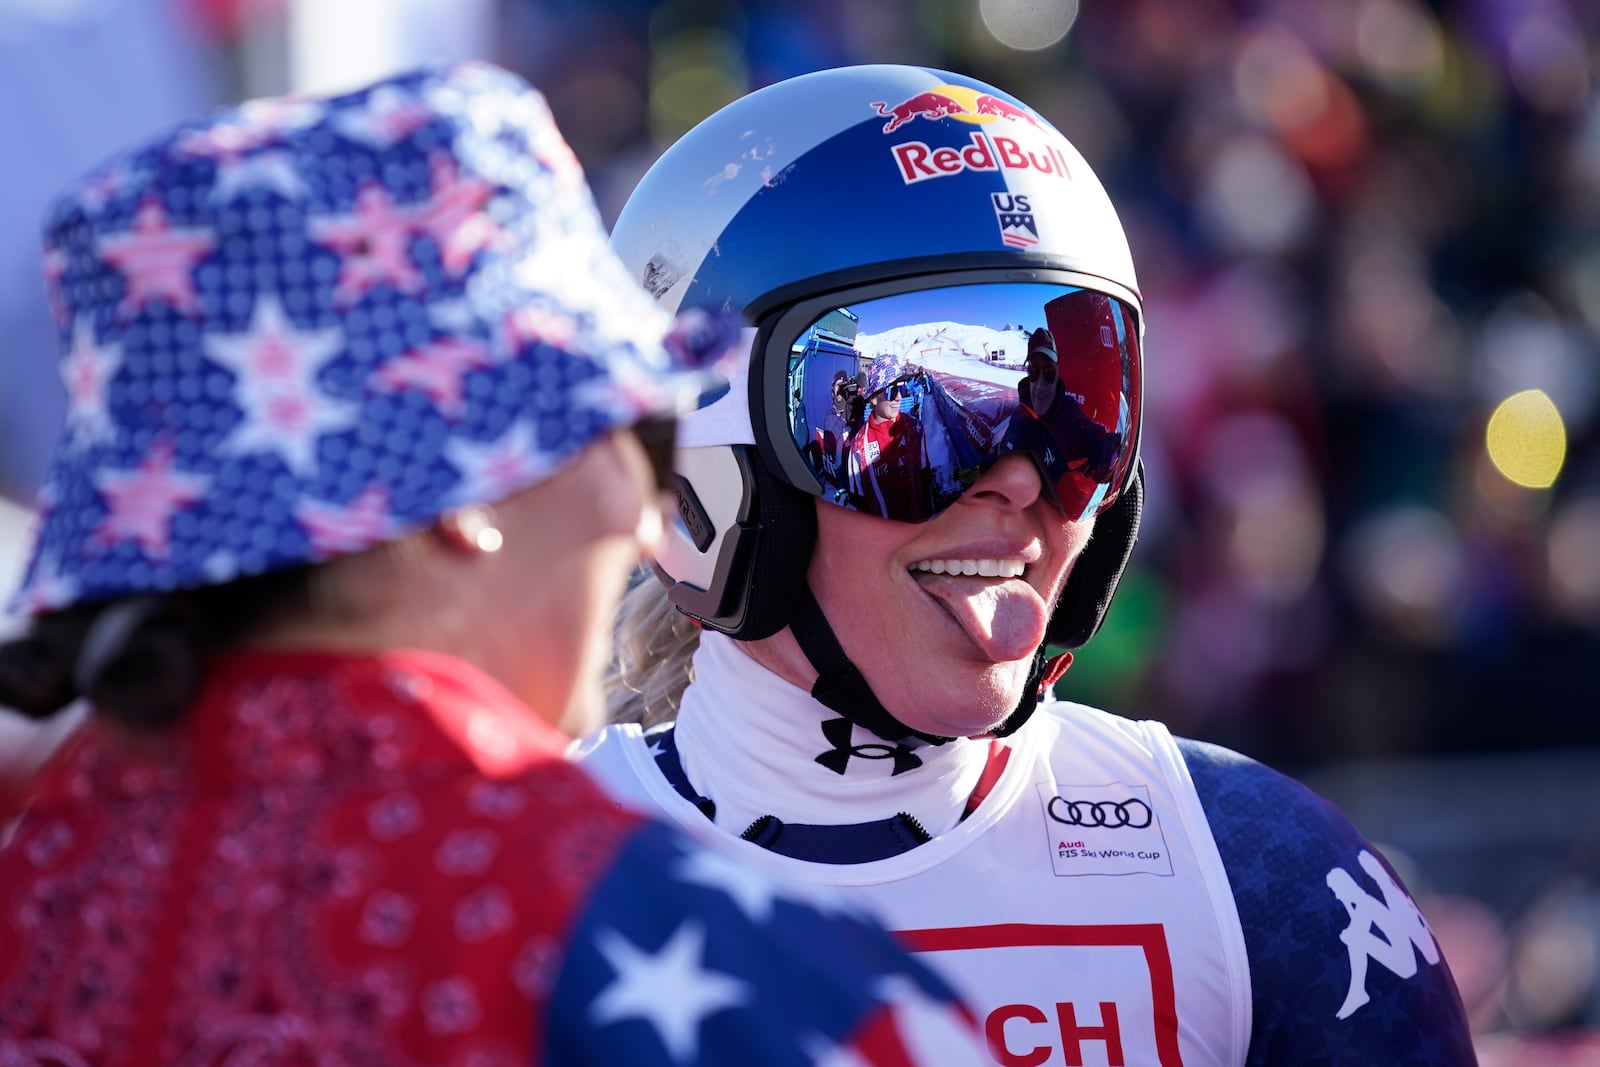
[
  {"x1": 97, "y1": 199, "x2": 216, "y2": 318},
  {"x1": 295, "y1": 484, "x2": 398, "y2": 556},
  {"x1": 176, "y1": 96, "x2": 324, "y2": 158},
  {"x1": 332, "y1": 85, "x2": 435, "y2": 148},
  {"x1": 42, "y1": 246, "x2": 69, "y2": 326},
  {"x1": 14, "y1": 553, "x2": 79, "y2": 616},
  {"x1": 414, "y1": 154, "x2": 501, "y2": 275},
  {"x1": 369, "y1": 336, "x2": 495, "y2": 417},
  {"x1": 501, "y1": 306, "x2": 577, "y2": 355},
  {"x1": 310, "y1": 182, "x2": 426, "y2": 304},
  {"x1": 92, "y1": 439, "x2": 210, "y2": 559}
]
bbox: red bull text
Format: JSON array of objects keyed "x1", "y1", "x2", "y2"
[
  {"x1": 870, "y1": 88, "x2": 1071, "y2": 186},
  {"x1": 893, "y1": 131, "x2": 1073, "y2": 185}
]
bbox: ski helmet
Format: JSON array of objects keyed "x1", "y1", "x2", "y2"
[{"x1": 613, "y1": 64, "x2": 1144, "y2": 683}]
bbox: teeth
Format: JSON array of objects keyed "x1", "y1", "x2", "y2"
[{"x1": 910, "y1": 559, "x2": 1025, "y2": 578}]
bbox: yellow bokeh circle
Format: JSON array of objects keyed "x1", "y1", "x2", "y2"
[{"x1": 1485, "y1": 389, "x2": 1566, "y2": 489}]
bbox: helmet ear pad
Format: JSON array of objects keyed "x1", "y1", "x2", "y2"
[
  {"x1": 726, "y1": 453, "x2": 817, "y2": 641},
  {"x1": 655, "y1": 444, "x2": 816, "y2": 642},
  {"x1": 1046, "y1": 462, "x2": 1143, "y2": 650}
]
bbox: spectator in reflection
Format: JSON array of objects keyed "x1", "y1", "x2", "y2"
[
  {"x1": 1014, "y1": 326, "x2": 1122, "y2": 486},
  {"x1": 803, "y1": 369, "x2": 860, "y2": 490},
  {"x1": 839, "y1": 368, "x2": 867, "y2": 431},
  {"x1": 846, "y1": 353, "x2": 931, "y2": 522}
]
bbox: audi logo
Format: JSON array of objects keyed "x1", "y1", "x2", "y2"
[{"x1": 1047, "y1": 796, "x2": 1153, "y2": 829}]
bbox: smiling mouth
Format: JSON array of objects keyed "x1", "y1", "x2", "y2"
[{"x1": 909, "y1": 558, "x2": 1026, "y2": 578}]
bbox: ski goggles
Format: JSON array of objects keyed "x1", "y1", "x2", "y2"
[{"x1": 756, "y1": 275, "x2": 1141, "y2": 525}]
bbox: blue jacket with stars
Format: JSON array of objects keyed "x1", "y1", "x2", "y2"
[{"x1": 1178, "y1": 738, "x2": 1479, "y2": 1065}]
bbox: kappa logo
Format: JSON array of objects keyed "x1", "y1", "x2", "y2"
[{"x1": 1326, "y1": 849, "x2": 1441, "y2": 1020}]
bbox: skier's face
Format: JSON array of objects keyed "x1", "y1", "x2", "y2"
[
  {"x1": 807, "y1": 452, "x2": 1094, "y2": 738},
  {"x1": 1026, "y1": 352, "x2": 1057, "y2": 382}
]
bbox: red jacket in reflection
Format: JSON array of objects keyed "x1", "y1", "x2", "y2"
[{"x1": 847, "y1": 411, "x2": 931, "y2": 521}]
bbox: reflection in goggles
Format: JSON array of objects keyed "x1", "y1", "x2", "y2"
[{"x1": 784, "y1": 283, "x2": 1140, "y2": 525}]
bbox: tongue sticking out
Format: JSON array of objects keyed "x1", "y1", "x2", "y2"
[{"x1": 916, "y1": 575, "x2": 1048, "y2": 662}]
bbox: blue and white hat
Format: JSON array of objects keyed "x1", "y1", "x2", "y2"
[
  {"x1": 11, "y1": 61, "x2": 727, "y2": 617},
  {"x1": 862, "y1": 352, "x2": 909, "y2": 400}
]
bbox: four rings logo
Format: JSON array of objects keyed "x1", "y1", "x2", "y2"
[
  {"x1": 1037, "y1": 783, "x2": 1174, "y2": 878},
  {"x1": 1047, "y1": 796, "x2": 1152, "y2": 830}
]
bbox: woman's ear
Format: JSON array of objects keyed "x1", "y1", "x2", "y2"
[{"x1": 436, "y1": 505, "x2": 505, "y2": 555}]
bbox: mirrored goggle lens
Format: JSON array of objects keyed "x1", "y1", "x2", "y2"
[{"x1": 782, "y1": 282, "x2": 1140, "y2": 524}]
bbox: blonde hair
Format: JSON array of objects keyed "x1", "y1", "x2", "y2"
[{"x1": 605, "y1": 573, "x2": 703, "y2": 727}]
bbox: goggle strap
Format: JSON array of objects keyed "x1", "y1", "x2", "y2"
[
  {"x1": 989, "y1": 641, "x2": 1055, "y2": 739},
  {"x1": 789, "y1": 585, "x2": 948, "y2": 747}
]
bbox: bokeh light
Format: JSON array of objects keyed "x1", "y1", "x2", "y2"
[
  {"x1": 1201, "y1": 411, "x2": 1326, "y2": 603},
  {"x1": 978, "y1": 0, "x2": 1079, "y2": 52},
  {"x1": 1196, "y1": 135, "x2": 1317, "y2": 254},
  {"x1": 1354, "y1": 0, "x2": 1446, "y2": 88},
  {"x1": 1507, "y1": 885, "x2": 1600, "y2": 1029},
  {"x1": 1507, "y1": 8, "x2": 1591, "y2": 114},
  {"x1": 1234, "y1": 25, "x2": 1368, "y2": 169},
  {"x1": 1343, "y1": 506, "x2": 1466, "y2": 645},
  {"x1": 647, "y1": 6, "x2": 747, "y2": 145},
  {"x1": 1485, "y1": 390, "x2": 1567, "y2": 490},
  {"x1": 1547, "y1": 495, "x2": 1600, "y2": 622}
]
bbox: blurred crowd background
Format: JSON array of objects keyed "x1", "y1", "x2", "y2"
[{"x1": 1, "y1": 0, "x2": 1597, "y2": 1059}]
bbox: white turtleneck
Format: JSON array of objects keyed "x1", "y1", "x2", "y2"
[{"x1": 671, "y1": 631, "x2": 991, "y2": 838}]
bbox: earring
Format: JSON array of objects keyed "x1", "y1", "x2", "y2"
[
  {"x1": 440, "y1": 504, "x2": 504, "y2": 554},
  {"x1": 635, "y1": 497, "x2": 664, "y2": 549}
]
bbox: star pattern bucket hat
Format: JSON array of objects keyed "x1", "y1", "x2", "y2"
[{"x1": 11, "y1": 61, "x2": 732, "y2": 616}]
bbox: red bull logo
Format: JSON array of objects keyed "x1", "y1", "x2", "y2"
[
  {"x1": 870, "y1": 84, "x2": 1042, "y2": 133},
  {"x1": 869, "y1": 84, "x2": 1070, "y2": 186},
  {"x1": 872, "y1": 91, "x2": 970, "y2": 133}
]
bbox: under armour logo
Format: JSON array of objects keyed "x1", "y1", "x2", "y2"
[
  {"x1": 1326, "y1": 849, "x2": 1441, "y2": 1020},
  {"x1": 814, "y1": 718, "x2": 923, "y2": 777}
]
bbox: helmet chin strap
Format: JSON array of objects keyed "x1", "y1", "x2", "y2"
[{"x1": 787, "y1": 584, "x2": 1052, "y2": 744}]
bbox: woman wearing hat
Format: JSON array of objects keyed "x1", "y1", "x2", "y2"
[
  {"x1": 846, "y1": 353, "x2": 932, "y2": 522},
  {"x1": 0, "y1": 63, "x2": 982, "y2": 1066}
]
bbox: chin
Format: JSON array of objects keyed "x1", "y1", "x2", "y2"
[{"x1": 888, "y1": 663, "x2": 1027, "y2": 739}]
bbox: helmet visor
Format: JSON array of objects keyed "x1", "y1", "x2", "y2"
[{"x1": 770, "y1": 281, "x2": 1141, "y2": 524}]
